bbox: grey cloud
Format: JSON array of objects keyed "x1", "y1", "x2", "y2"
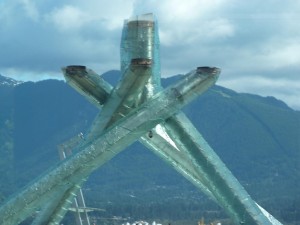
[
  {"x1": 219, "y1": 75, "x2": 300, "y2": 109},
  {"x1": 0, "y1": 1, "x2": 122, "y2": 79},
  {"x1": 0, "y1": 0, "x2": 299, "y2": 109}
]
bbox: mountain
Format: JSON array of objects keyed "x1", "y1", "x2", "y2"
[
  {"x1": 0, "y1": 74, "x2": 23, "y2": 86},
  {"x1": 0, "y1": 72, "x2": 299, "y2": 224}
]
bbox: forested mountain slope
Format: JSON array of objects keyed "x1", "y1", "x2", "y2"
[{"x1": 0, "y1": 72, "x2": 299, "y2": 224}]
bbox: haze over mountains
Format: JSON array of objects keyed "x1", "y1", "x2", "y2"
[{"x1": 0, "y1": 72, "x2": 299, "y2": 224}]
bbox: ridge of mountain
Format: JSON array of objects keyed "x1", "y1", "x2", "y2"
[
  {"x1": 0, "y1": 74, "x2": 23, "y2": 86},
  {"x1": 0, "y1": 72, "x2": 299, "y2": 224}
]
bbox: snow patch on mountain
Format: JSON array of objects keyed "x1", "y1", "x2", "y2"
[{"x1": 0, "y1": 75, "x2": 23, "y2": 86}]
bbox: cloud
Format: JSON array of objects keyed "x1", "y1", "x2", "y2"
[
  {"x1": 20, "y1": 0, "x2": 39, "y2": 21},
  {"x1": 0, "y1": 0, "x2": 133, "y2": 79},
  {"x1": 0, "y1": 0, "x2": 299, "y2": 109},
  {"x1": 133, "y1": 0, "x2": 234, "y2": 45},
  {"x1": 46, "y1": 5, "x2": 88, "y2": 31},
  {"x1": 219, "y1": 76, "x2": 300, "y2": 109}
]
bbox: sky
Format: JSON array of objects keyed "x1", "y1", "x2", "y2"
[{"x1": 0, "y1": 0, "x2": 299, "y2": 109}]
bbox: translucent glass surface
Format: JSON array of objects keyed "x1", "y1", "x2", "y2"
[
  {"x1": 120, "y1": 13, "x2": 161, "y2": 97},
  {"x1": 0, "y1": 13, "x2": 282, "y2": 225},
  {"x1": 0, "y1": 69, "x2": 217, "y2": 225}
]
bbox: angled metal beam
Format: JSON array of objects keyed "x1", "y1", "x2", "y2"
[
  {"x1": 157, "y1": 113, "x2": 275, "y2": 224},
  {"x1": 44, "y1": 61, "x2": 154, "y2": 225},
  {"x1": 0, "y1": 68, "x2": 216, "y2": 225},
  {"x1": 87, "y1": 59, "x2": 153, "y2": 137},
  {"x1": 63, "y1": 66, "x2": 112, "y2": 108},
  {"x1": 57, "y1": 11, "x2": 283, "y2": 224},
  {"x1": 64, "y1": 66, "x2": 281, "y2": 225}
]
